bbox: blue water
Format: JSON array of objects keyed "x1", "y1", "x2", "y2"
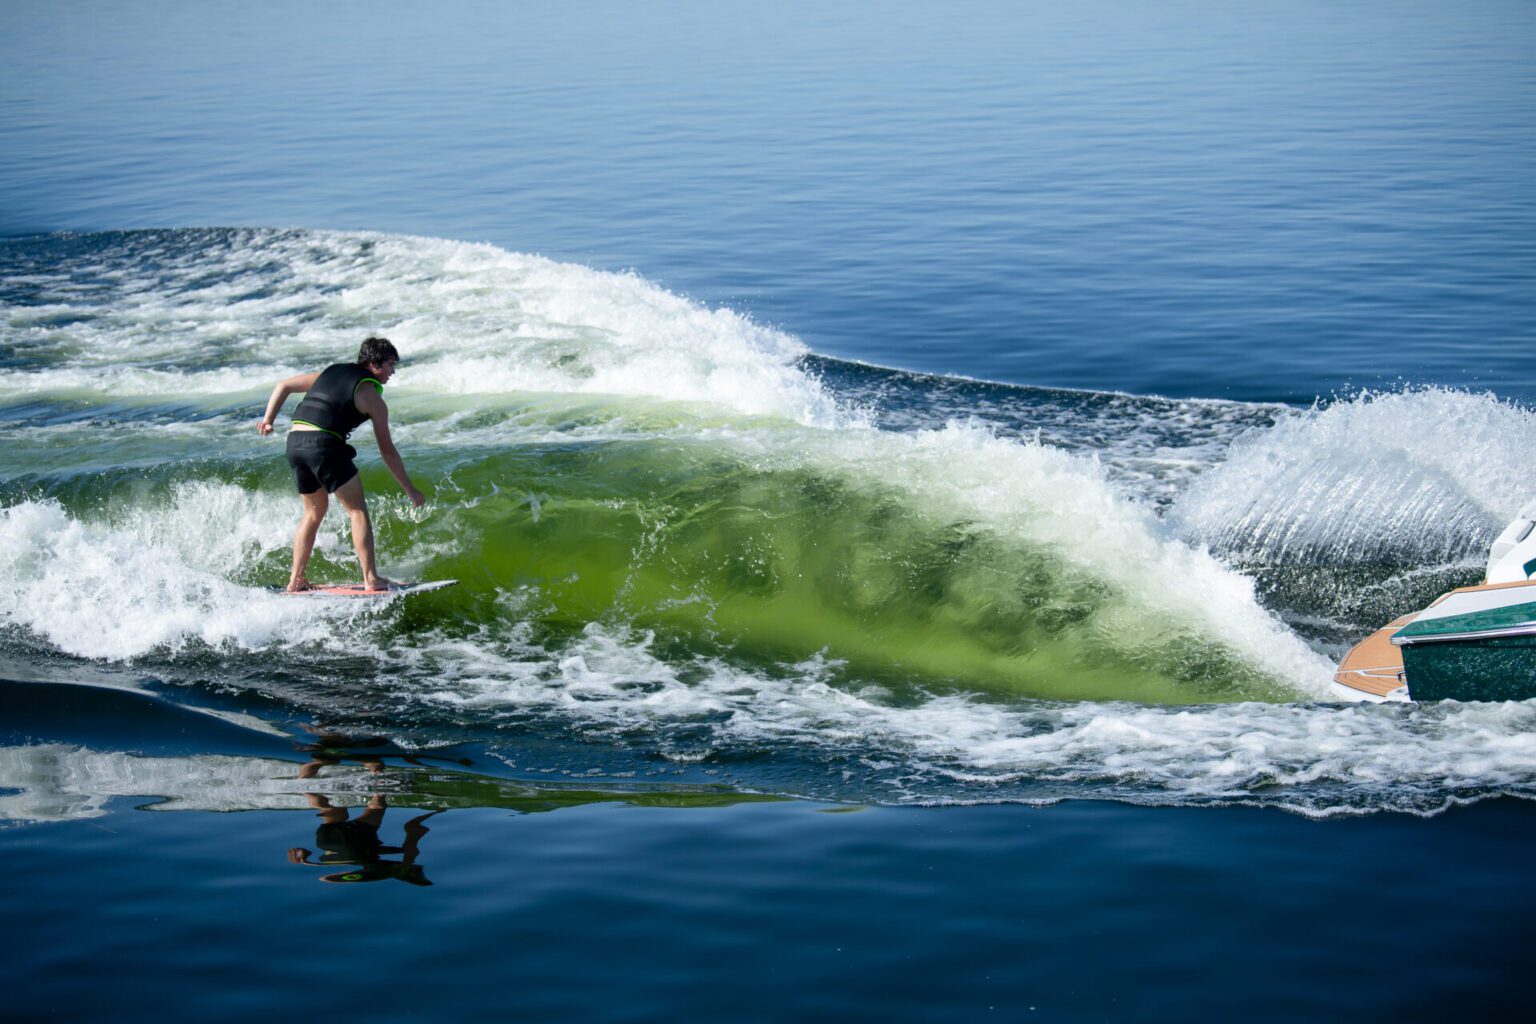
[
  {"x1": 3, "y1": 1, "x2": 1535, "y2": 1019},
  {"x1": 4, "y1": 0, "x2": 1532, "y2": 402}
]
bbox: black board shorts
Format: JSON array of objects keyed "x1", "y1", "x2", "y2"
[
  {"x1": 315, "y1": 819, "x2": 386, "y2": 862},
  {"x1": 286, "y1": 431, "x2": 359, "y2": 494}
]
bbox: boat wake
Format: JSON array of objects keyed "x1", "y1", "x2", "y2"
[{"x1": 3, "y1": 228, "x2": 1535, "y2": 815}]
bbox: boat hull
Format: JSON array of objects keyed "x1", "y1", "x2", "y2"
[
  {"x1": 1334, "y1": 581, "x2": 1536, "y2": 703},
  {"x1": 1398, "y1": 634, "x2": 1536, "y2": 702}
]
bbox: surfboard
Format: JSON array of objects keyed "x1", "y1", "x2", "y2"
[{"x1": 276, "y1": 579, "x2": 459, "y2": 598}]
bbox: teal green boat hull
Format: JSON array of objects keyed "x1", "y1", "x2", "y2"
[{"x1": 1400, "y1": 634, "x2": 1536, "y2": 702}]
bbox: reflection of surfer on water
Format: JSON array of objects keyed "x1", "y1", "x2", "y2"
[
  {"x1": 288, "y1": 793, "x2": 441, "y2": 886},
  {"x1": 288, "y1": 729, "x2": 459, "y2": 885}
]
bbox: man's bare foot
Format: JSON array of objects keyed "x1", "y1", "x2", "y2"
[
  {"x1": 362, "y1": 576, "x2": 400, "y2": 592},
  {"x1": 286, "y1": 579, "x2": 314, "y2": 593}
]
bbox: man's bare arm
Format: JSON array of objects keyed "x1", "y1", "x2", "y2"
[
  {"x1": 258, "y1": 372, "x2": 321, "y2": 434},
  {"x1": 356, "y1": 389, "x2": 426, "y2": 507}
]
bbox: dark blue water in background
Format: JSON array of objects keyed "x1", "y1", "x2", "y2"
[
  {"x1": 3, "y1": 2, "x2": 1535, "y2": 1020},
  {"x1": 4, "y1": 0, "x2": 1532, "y2": 402}
]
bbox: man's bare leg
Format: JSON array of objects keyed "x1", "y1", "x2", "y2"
[
  {"x1": 334, "y1": 473, "x2": 394, "y2": 590},
  {"x1": 289, "y1": 489, "x2": 328, "y2": 592}
]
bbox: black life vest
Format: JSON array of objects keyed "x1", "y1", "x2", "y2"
[{"x1": 291, "y1": 363, "x2": 382, "y2": 439}]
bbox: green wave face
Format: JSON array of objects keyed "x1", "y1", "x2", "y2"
[
  {"x1": 364, "y1": 433, "x2": 1297, "y2": 704},
  {"x1": 1, "y1": 402, "x2": 1306, "y2": 704}
]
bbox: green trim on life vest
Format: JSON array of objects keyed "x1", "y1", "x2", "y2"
[
  {"x1": 292, "y1": 420, "x2": 346, "y2": 441},
  {"x1": 352, "y1": 378, "x2": 384, "y2": 399}
]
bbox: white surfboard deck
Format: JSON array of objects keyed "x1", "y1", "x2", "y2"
[{"x1": 277, "y1": 579, "x2": 458, "y2": 598}]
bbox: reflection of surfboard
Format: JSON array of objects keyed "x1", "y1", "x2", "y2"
[{"x1": 278, "y1": 580, "x2": 458, "y2": 598}]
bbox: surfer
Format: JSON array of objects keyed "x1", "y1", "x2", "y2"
[{"x1": 258, "y1": 337, "x2": 426, "y2": 592}]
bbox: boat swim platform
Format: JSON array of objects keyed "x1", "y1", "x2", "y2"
[{"x1": 1334, "y1": 614, "x2": 1413, "y2": 699}]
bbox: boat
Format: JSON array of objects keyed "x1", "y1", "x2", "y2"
[{"x1": 1333, "y1": 499, "x2": 1536, "y2": 702}]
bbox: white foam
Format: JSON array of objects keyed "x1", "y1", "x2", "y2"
[
  {"x1": 0, "y1": 230, "x2": 846, "y2": 427},
  {"x1": 404, "y1": 622, "x2": 1536, "y2": 815},
  {"x1": 0, "y1": 491, "x2": 378, "y2": 660},
  {"x1": 1170, "y1": 388, "x2": 1536, "y2": 564}
]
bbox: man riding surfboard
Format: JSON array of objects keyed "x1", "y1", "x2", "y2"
[{"x1": 258, "y1": 336, "x2": 426, "y2": 592}]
